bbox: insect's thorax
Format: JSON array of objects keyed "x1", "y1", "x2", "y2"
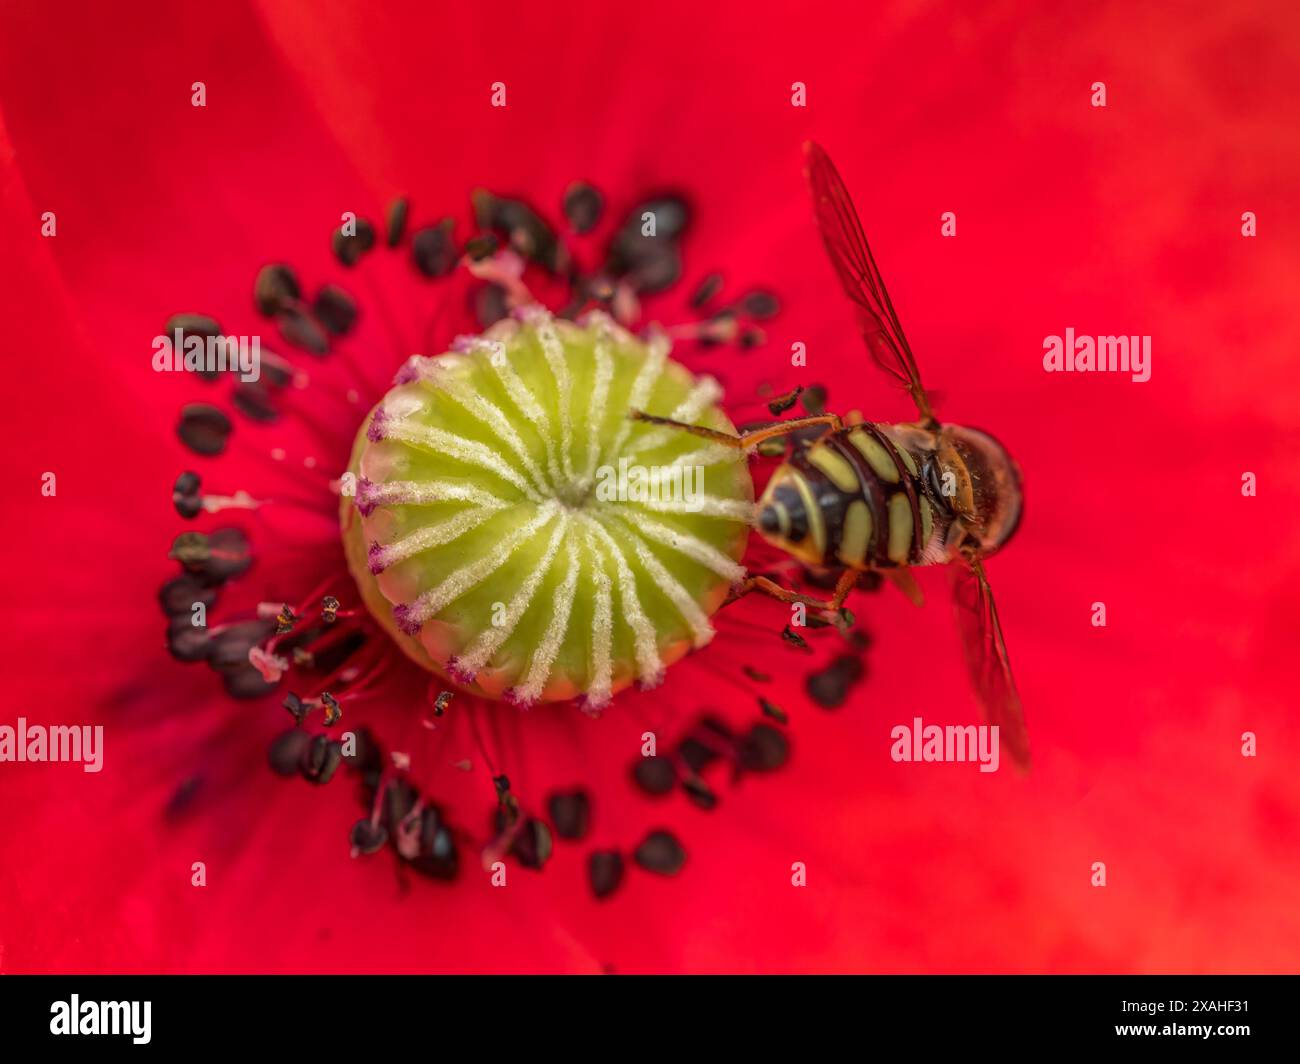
[{"x1": 755, "y1": 421, "x2": 1022, "y2": 570}]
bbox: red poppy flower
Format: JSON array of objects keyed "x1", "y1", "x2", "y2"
[{"x1": 2, "y1": 0, "x2": 1298, "y2": 975}]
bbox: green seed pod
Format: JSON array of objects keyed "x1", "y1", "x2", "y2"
[{"x1": 342, "y1": 308, "x2": 753, "y2": 708}]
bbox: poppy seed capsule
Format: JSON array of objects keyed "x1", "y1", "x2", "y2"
[{"x1": 341, "y1": 307, "x2": 754, "y2": 708}]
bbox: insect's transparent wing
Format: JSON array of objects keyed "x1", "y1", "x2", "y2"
[
  {"x1": 950, "y1": 555, "x2": 1030, "y2": 768},
  {"x1": 803, "y1": 140, "x2": 935, "y2": 423}
]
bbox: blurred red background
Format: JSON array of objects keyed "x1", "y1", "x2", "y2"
[{"x1": 1, "y1": 0, "x2": 1298, "y2": 972}]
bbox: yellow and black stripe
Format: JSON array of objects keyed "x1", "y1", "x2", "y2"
[{"x1": 756, "y1": 423, "x2": 937, "y2": 570}]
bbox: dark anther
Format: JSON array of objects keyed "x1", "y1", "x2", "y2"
[
  {"x1": 607, "y1": 196, "x2": 688, "y2": 293},
  {"x1": 432, "y1": 690, "x2": 452, "y2": 716},
  {"x1": 681, "y1": 774, "x2": 718, "y2": 810},
  {"x1": 253, "y1": 264, "x2": 301, "y2": 316},
  {"x1": 739, "y1": 327, "x2": 766, "y2": 350},
  {"x1": 300, "y1": 734, "x2": 343, "y2": 784},
  {"x1": 177, "y1": 403, "x2": 232, "y2": 456},
  {"x1": 473, "y1": 191, "x2": 565, "y2": 273},
  {"x1": 163, "y1": 776, "x2": 203, "y2": 821},
  {"x1": 382, "y1": 780, "x2": 418, "y2": 833},
  {"x1": 463, "y1": 233, "x2": 499, "y2": 262},
  {"x1": 767, "y1": 387, "x2": 803, "y2": 418},
  {"x1": 223, "y1": 665, "x2": 278, "y2": 700},
  {"x1": 320, "y1": 595, "x2": 340, "y2": 623},
  {"x1": 158, "y1": 574, "x2": 218, "y2": 617},
  {"x1": 340, "y1": 726, "x2": 381, "y2": 773},
  {"x1": 282, "y1": 692, "x2": 307, "y2": 724},
  {"x1": 492, "y1": 774, "x2": 512, "y2": 804},
  {"x1": 631, "y1": 196, "x2": 689, "y2": 239},
  {"x1": 168, "y1": 531, "x2": 210, "y2": 568},
  {"x1": 739, "y1": 723, "x2": 790, "y2": 771},
  {"x1": 167, "y1": 615, "x2": 211, "y2": 662},
  {"x1": 275, "y1": 605, "x2": 298, "y2": 635},
  {"x1": 562, "y1": 182, "x2": 603, "y2": 234},
  {"x1": 350, "y1": 818, "x2": 388, "y2": 856},
  {"x1": 740, "y1": 289, "x2": 780, "y2": 319},
  {"x1": 410, "y1": 806, "x2": 458, "y2": 880},
  {"x1": 678, "y1": 735, "x2": 719, "y2": 774},
  {"x1": 164, "y1": 314, "x2": 223, "y2": 381},
  {"x1": 632, "y1": 755, "x2": 676, "y2": 796},
  {"x1": 385, "y1": 197, "x2": 408, "y2": 247},
  {"x1": 277, "y1": 305, "x2": 330, "y2": 355},
  {"x1": 801, "y1": 384, "x2": 828, "y2": 415},
  {"x1": 780, "y1": 625, "x2": 812, "y2": 652},
  {"x1": 633, "y1": 830, "x2": 686, "y2": 876},
  {"x1": 173, "y1": 470, "x2": 203, "y2": 518},
  {"x1": 320, "y1": 692, "x2": 342, "y2": 726},
  {"x1": 207, "y1": 618, "x2": 275, "y2": 670},
  {"x1": 331, "y1": 218, "x2": 377, "y2": 268},
  {"x1": 806, "y1": 654, "x2": 866, "y2": 710},
  {"x1": 588, "y1": 850, "x2": 625, "y2": 900},
  {"x1": 232, "y1": 381, "x2": 279, "y2": 424},
  {"x1": 313, "y1": 285, "x2": 358, "y2": 336},
  {"x1": 758, "y1": 697, "x2": 788, "y2": 724},
  {"x1": 199, "y1": 528, "x2": 251, "y2": 581},
  {"x1": 510, "y1": 818, "x2": 553, "y2": 870},
  {"x1": 267, "y1": 728, "x2": 310, "y2": 777},
  {"x1": 547, "y1": 790, "x2": 591, "y2": 840},
  {"x1": 689, "y1": 272, "x2": 723, "y2": 308},
  {"x1": 411, "y1": 220, "x2": 458, "y2": 278},
  {"x1": 742, "y1": 665, "x2": 772, "y2": 684}
]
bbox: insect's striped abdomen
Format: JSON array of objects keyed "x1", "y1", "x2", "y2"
[{"x1": 758, "y1": 423, "x2": 937, "y2": 570}]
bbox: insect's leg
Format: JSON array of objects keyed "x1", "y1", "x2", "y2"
[
  {"x1": 729, "y1": 568, "x2": 859, "y2": 616},
  {"x1": 628, "y1": 412, "x2": 844, "y2": 450},
  {"x1": 827, "y1": 567, "x2": 859, "y2": 610}
]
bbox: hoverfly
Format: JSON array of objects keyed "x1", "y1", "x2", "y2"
[{"x1": 633, "y1": 141, "x2": 1029, "y2": 766}]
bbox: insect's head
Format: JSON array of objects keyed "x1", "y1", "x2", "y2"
[
  {"x1": 939, "y1": 425, "x2": 1023, "y2": 555},
  {"x1": 754, "y1": 465, "x2": 826, "y2": 567}
]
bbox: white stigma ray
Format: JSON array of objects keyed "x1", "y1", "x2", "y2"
[
  {"x1": 533, "y1": 313, "x2": 576, "y2": 483},
  {"x1": 372, "y1": 504, "x2": 506, "y2": 570},
  {"x1": 629, "y1": 375, "x2": 724, "y2": 455},
  {"x1": 631, "y1": 495, "x2": 758, "y2": 521},
  {"x1": 400, "y1": 503, "x2": 559, "y2": 626},
  {"x1": 453, "y1": 516, "x2": 568, "y2": 677},
  {"x1": 361, "y1": 479, "x2": 512, "y2": 511},
  {"x1": 583, "y1": 523, "x2": 615, "y2": 708},
  {"x1": 609, "y1": 511, "x2": 746, "y2": 583},
  {"x1": 596, "y1": 516, "x2": 714, "y2": 648},
  {"x1": 379, "y1": 420, "x2": 543, "y2": 502},
  {"x1": 601, "y1": 331, "x2": 667, "y2": 470},
  {"x1": 415, "y1": 362, "x2": 552, "y2": 498},
  {"x1": 583, "y1": 320, "x2": 616, "y2": 482},
  {"x1": 486, "y1": 339, "x2": 564, "y2": 488},
  {"x1": 585, "y1": 517, "x2": 663, "y2": 686},
  {"x1": 512, "y1": 533, "x2": 581, "y2": 706}
]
